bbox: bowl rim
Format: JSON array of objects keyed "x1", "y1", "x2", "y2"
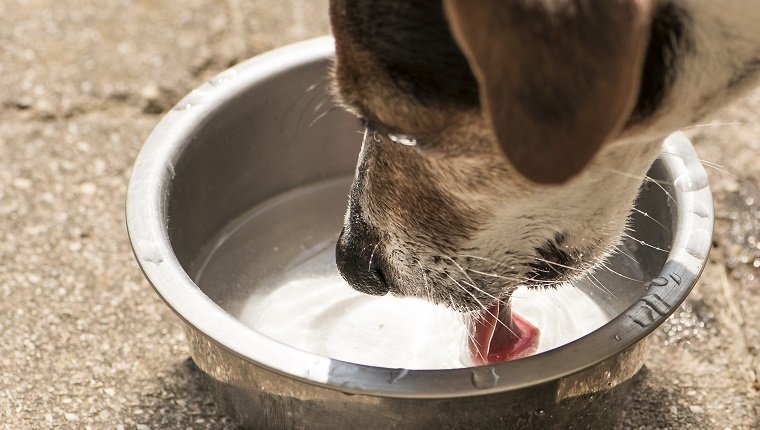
[{"x1": 126, "y1": 36, "x2": 714, "y2": 398}]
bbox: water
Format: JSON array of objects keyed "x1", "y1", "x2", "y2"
[
  {"x1": 236, "y1": 274, "x2": 610, "y2": 369},
  {"x1": 194, "y1": 178, "x2": 618, "y2": 369}
]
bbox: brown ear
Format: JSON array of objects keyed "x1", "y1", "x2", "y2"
[{"x1": 444, "y1": 0, "x2": 655, "y2": 184}]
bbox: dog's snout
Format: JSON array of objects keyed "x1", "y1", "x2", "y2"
[{"x1": 336, "y1": 227, "x2": 390, "y2": 296}]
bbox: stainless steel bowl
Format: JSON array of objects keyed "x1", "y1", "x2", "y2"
[{"x1": 127, "y1": 37, "x2": 714, "y2": 429}]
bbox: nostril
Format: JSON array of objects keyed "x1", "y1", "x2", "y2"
[{"x1": 335, "y1": 228, "x2": 391, "y2": 296}]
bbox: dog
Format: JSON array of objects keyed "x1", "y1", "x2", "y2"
[{"x1": 329, "y1": 0, "x2": 760, "y2": 313}]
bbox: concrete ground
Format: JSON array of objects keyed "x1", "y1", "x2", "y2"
[{"x1": 0, "y1": 1, "x2": 757, "y2": 429}]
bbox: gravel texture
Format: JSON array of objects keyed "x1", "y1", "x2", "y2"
[{"x1": 0, "y1": 1, "x2": 758, "y2": 429}]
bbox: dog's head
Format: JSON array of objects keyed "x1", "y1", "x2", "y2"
[{"x1": 330, "y1": 0, "x2": 760, "y2": 310}]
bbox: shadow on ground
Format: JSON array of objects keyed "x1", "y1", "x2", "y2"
[
  {"x1": 130, "y1": 358, "x2": 237, "y2": 429},
  {"x1": 619, "y1": 366, "x2": 701, "y2": 430}
]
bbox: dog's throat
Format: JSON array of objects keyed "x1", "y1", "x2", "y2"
[{"x1": 468, "y1": 301, "x2": 540, "y2": 365}]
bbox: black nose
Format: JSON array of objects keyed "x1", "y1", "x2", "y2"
[{"x1": 335, "y1": 227, "x2": 390, "y2": 296}]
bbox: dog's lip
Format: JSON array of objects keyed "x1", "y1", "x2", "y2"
[
  {"x1": 383, "y1": 273, "x2": 407, "y2": 297},
  {"x1": 373, "y1": 264, "x2": 402, "y2": 296}
]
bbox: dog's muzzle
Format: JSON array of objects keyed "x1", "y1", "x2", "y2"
[{"x1": 335, "y1": 223, "x2": 390, "y2": 296}]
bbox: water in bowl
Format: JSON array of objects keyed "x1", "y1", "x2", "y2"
[{"x1": 193, "y1": 178, "x2": 623, "y2": 369}]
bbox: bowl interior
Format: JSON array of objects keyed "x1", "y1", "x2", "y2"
[{"x1": 164, "y1": 53, "x2": 674, "y2": 365}]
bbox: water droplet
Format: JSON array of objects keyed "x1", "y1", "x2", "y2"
[
  {"x1": 693, "y1": 201, "x2": 710, "y2": 218},
  {"x1": 172, "y1": 90, "x2": 207, "y2": 111},
  {"x1": 143, "y1": 254, "x2": 164, "y2": 265},
  {"x1": 166, "y1": 161, "x2": 176, "y2": 179},
  {"x1": 674, "y1": 171, "x2": 709, "y2": 192},
  {"x1": 388, "y1": 368, "x2": 409, "y2": 384},
  {"x1": 685, "y1": 228, "x2": 711, "y2": 260},
  {"x1": 387, "y1": 133, "x2": 417, "y2": 146},
  {"x1": 208, "y1": 69, "x2": 239, "y2": 87},
  {"x1": 173, "y1": 102, "x2": 194, "y2": 111},
  {"x1": 471, "y1": 367, "x2": 499, "y2": 389}
]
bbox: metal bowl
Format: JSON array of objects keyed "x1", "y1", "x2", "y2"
[{"x1": 126, "y1": 37, "x2": 713, "y2": 429}]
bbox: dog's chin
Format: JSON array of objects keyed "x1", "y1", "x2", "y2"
[
  {"x1": 381, "y1": 259, "x2": 585, "y2": 314},
  {"x1": 375, "y1": 233, "x2": 613, "y2": 314}
]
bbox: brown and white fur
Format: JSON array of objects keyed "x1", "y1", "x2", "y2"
[{"x1": 330, "y1": 0, "x2": 760, "y2": 311}]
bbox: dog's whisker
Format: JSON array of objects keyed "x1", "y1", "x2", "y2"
[
  {"x1": 308, "y1": 106, "x2": 339, "y2": 128},
  {"x1": 444, "y1": 256, "x2": 519, "y2": 303},
  {"x1": 312, "y1": 99, "x2": 327, "y2": 113},
  {"x1": 416, "y1": 260, "x2": 430, "y2": 291},
  {"x1": 304, "y1": 74, "x2": 330, "y2": 93},
  {"x1": 458, "y1": 254, "x2": 541, "y2": 282},
  {"x1": 464, "y1": 268, "x2": 558, "y2": 287},
  {"x1": 594, "y1": 166, "x2": 679, "y2": 207},
  {"x1": 445, "y1": 291, "x2": 487, "y2": 363},
  {"x1": 631, "y1": 207, "x2": 671, "y2": 233},
  {"x1": 442, "y1": 260, "x2": 506, "y2": 307},
  {"x1": 587, "y1": 273, "x2": 615, "y2": 297},
  {"x1": 293, "y1": 82, "x2": 329, "y2": 124},
  {"x1": 594, "y1": 166, "x2": 645, "y2": 182},
  {"x1": 614, "y1": 244, "x2": 640, "y2": 265},
  {"x1": 367, "y1": 241, "x2": 380, "y2": 272},
  {"x1": 457, "y1": 313, "x2": 482, "y2": 349},
  {"x1": 458, "y1": 254, "x2": 512, "y2": 267},
  {"x1": 643, "y1": 175, "x2": 678, "y2": 207},
  {"x1": 641, "y1": 175, "x2": 673, "y2": 187},
  {"x1": 458, "y1": 278, "x2": 512, "y2": 307},
  {"x1": 444, "y1": 272, "x2": 519, "y2": 339},
  {"x1": 459, "y1": 253, "x2": 537, "y2": 280},
  {"x1": 531, "y1": 256, "x2": 583, "y2": 273},
  {"x1": 446, "y1": 258, "x2": 514, "y2": 307},
  {"x1": 660, "y1": 150, "x2": 729, "y2": 169},
  {"x1": 459, "y1": 278, "x2": 528, "y2": 302},
  {"x1": 444, "y1": 256, "x2": 479, "y2": 286},
  {"x1": 681, "y1": 121, "x2": 745, "y2": 130},
  {"x1": 660, "y1": 150, "x2": 760, "y2": 194},
  {"x1": 621, "y1": 232, "x2": 670, "y2": 253},
  {"x1": 444, "y1": 272, "x2": 488, "y2": 309},
  {"x1": 599, "y1": 262, "x2": 644, "y2": 283}
]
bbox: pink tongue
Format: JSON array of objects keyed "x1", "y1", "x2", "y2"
[{"x1": 468, "y1": 301, "x2": 540, "y2": 365}]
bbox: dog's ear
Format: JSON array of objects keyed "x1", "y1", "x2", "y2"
[{"x1": 444, "y1": 0, "x2": 655, "y2": 184}]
